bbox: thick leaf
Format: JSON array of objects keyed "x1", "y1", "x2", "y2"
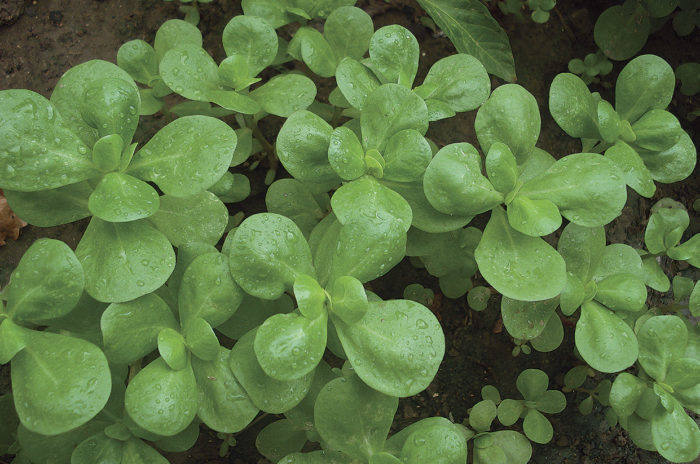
[
  {"x1": 415, "y1": 54, "x2": 490, "y2": 111},
  {"x1": 557, "y1": 223, "x2": 606, "y2": 282},
  {"x1": 101, "y1": 293, "x2": 179, "y2": 364},
  {"x1": 117, "y1": 39, "x2": 158, "y2": 84},
  {"x1": 128, "y1": 115, "x2": 235, "y2": 197},
  {"x1": 604, "y1": 141, "x2": 655, "y2": 198},
  {"x1": 484, "y1": 431, "x2": 532, "y2": 464},
  {"x1": 595, "y1": 274, "x2": 647, "y2": 312},
  {"x1": 328, "y1": 126, "x2": 366, "y2": 181},
  {"x1": 530, "y1": 313, "x2": 564, "y2": 352},
  {"x1": 522, "y1": 409, "x2": 553, "y2": 444},
  {"x1": 158, "y1": 327, "x2": 188, "y2": 370},
  {"x1": 50, "y1": 60, "x2": 139, "y2": 147},
  {"x1": 501, "y1": 297, "x2": 558, "y2": 340},
  {"x1": 507, "y1": 196, "x2": 561, "y2": 237},
  {"x1": 651, "y1": 397, "x2": 700, "y2": 462},
  {"x1": 265, "y1": 179, "x2": 328, "y2": 238},
  {"x1": 336, "y1": 58, "x2": 381, "y2": 110},
  {"x1": 360, "y1": 84, "x2": 428, "y2": 151},
  {"x1": 368, "y1": 25, "x2": 419, "y2": 87},
  {"x1": 416, "y1": 0, "x2": 515, "y2": 82},
  {"x1": 228, "y1": 329, "x2": 313, "y2": 414},
  {"x1": 182, "y1": 317, "x2": 220, "y2": 361},
  {"x1": 241, "y1": 0, "x2": 296, "y2": 28},
  {"x1": 17, "y1": 421, "x2": 110, "y2": 464},
  {"x1": 256, "y1": 419, "x2": 307, "y2": 462},
  {"x1": 149, "y1": 191, "x2": 228, "y2": 246},
  {"x1": 475, "y1": 84, "x2": 540, "y2": 162},
  {"x1": 641, "y1": 255, "x2": 670, "y2": 292},
  {"x1": 470, "y1": 399, "x2": 497, "y2": 432},
  {"x1": 70, "y1": 432, "x2": 122, "y2": 464},
  {"x1": 153, "y1": 19, "x2": 203, "y2": 61},
  {"x1": 3, "y1": 182, "x2": 92, "y2": 227},
  {"x1": 191, "y1": 347, "x2": 258, "y2": 433},
  {"x1": 516, "y1": 368, "x2": 549, "y2": 400},
  {"x1": 216, "y1": 294, "x2": 295, "y2": 341},
  {"x1": 80, "y1": 77, "x2": 140, "y2": 145},
  {"x1": 88, "y1": 172, "x2": 159, "y2": 222},
  {"x1": 575, "y1": 300, "x2": 638, "y2": 373},
  {"x1": 229, "y1": 213, "x2": 315, "y2": 299},
  {"x1": 637, "y1": 131, "x2": 696, "y2": 184},
  {"x1": 548, "y1": 74, "x2": 599, "y2": 139},
  {"x1": 324, "y1": 6, "x2": 374, "y2": 61},
  {"x1": 332, "y1": 176, "x2": 412, "y2": 231},
  {"x1": 399, "y1": 419, "x2": 468, "y2": 463},
  {"x1": 178, "y1": 252, "x2": 243, "y2": 328},
  {"x1": 251, "y1": 74, "x2": 317, "y2": 117},
  {"x1": 631, "y1": 110, "x2": 682, "y2": 152},
  {"x1": 328, "y1": 275, "x2": 369, "y2": 325},
  {"x1": 594, "y1": 4, "x2": 649, "y2": 61},
  {"x1": 645, "y1": 207, "x2": 689, "y2": 253},
  {"x1": 474, "y1": 207, "x2": 566, "y2": 301},
  {"x1": 315, "y1": 375, "x2": 398, "y2": 461},
  {"x1": 423, "y1": 143, "x2": 503, "y2": 216},
  {"x1": 485, "y1": 142, "x2": 518, "y2": 193},
  {"x1": 125, "y1": 357, "x2": 198, "y2": 436},
  {"x1": 12, "y1": 331, "x2": 111, "y2": 435},
  {"x1": 610, "y1": 372, "x2": 647, "y2": 418},
  {"x1": 519, "y1": 153, "x2": 627, "y2": 227},
  {"x1": 615, "y1": 54, "x2": 675, "y2": 123},
  {"x1": 254, "y1": 312, "x2": 327, "y2": 381},
  {"x1": 276, "y1": 110, "x2": 339, "y2": 184},
  {"x1": 5, "y1": 239, "x2": 83, "y2": 322},
  {"x1": 76, "y1": 218, "x2": 175, "y2": 303},
  {"x1": 591, "y1": 243, "x2": 644, "y2": 282},
  {"x1": 637, "y1": 315, "x2": 687, "y2": 382},
  {"x1": 382, "y1": 130, "x2": 432, "y2": 182},
  {"x1": 222, "y1": 15, "x2": 278, "y2": 76},
  {"x1": 0, "y1": 319, "x2": 27, "y2": 364},
  {"x1": 334, "y1": 299, "x2": 444, "y2": 397},
  {"x1": 0, "y1": 90, "x2": 98, "y2": 191}
]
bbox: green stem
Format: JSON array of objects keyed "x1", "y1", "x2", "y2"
[
  {"x1": 244, "y1": 115, "x2": 278, "y2": 171},
  {"x1": 128, "y1": 360, "x2": 142, "y2": 384},
  {"x1": 588, "y1": 141, "x2": 612, "y2": 154}
]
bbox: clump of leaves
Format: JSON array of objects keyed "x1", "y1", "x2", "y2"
[{"x1": 567, "y1": 51, "x2": 613, "y2": 84}]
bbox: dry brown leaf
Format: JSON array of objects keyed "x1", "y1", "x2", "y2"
[{"x1": 0, "y1": 189, "x2": 27, "y2": 246}]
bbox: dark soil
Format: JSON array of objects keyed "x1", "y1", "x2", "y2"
[{"x1": 1, "y1": 0, "x2": 698, "y2": 463}]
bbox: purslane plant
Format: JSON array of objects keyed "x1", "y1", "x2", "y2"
[{"x1": 0, "y1": 1, "x2": 699, "y2": 463}]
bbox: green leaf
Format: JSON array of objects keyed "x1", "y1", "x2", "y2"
[
  {"x1": 0, "y1": 319, "x2": 27, "y2": 365},
  {"x1": 467, "y1": 286, "x2": 491, "y2": 311},
  {"x1": 101, "y1": 293, "x2": 179, "y2": 364},
  {"x1": 530, "y1": 314, "x2": 564, "y2": 352},
  {"x1": 676, "y1": 62, "x2": 700, "y2": 96},
  {"x1": 292, "y1": 27, "x2": 338, "y2": 78},
  {"x1": 5, "y1": 239, "x2": 83, "y2": 322},
  {"x1": 470, "y1": 399, "x2": 497, "y2": 432},
  {"x1": 361, "y1": 84, "x2": 429, "y2": 151},
  {"x1": 324, "y1": 6, "x2": 373, "y2": 61},
  {"x1": 604, "y1": 141, "x2": 656, "y2": 198},
  {"x1": 328, "y1": 275, "x2": 368, "y2": 325},
  {"x1": 191, "y1": 346, "x2": 258, "y2": 433},
  {"x1": 70, "y1": 432, "x2": 123, "y2": 464},
  {"x1": 149, "y1": 191, "x2": 228, "y2": 247},
  {"x1": 265, "y1": 179, "x2": 328, "y2": 238},
  {"x1": 88, "y1": 172, "x2": 159, "y2": 223},
  {"x1": 158, "y1": 327, "x2": 188, "y2": 370},
  {"x1": 560, "y1": 272, "x2": 585, "y2": 316},
  {"x1": 497, "y1": 399, "x2": 525, "y2": 426},
  {"x1": 50, "y1": 60, "x2": 139, "y2": 147},
  {"x1": 228, "y1": 329, "x2": 313, "y2": 413},
  {"x1": 294, "y1": 274, "x2": 327, "y2": 320},
  {"x1": 80, "y1": 77, "x2": 140, "y2": 145},
  {"x1": 641, "y1": 255, "x2": 670, "y2": 292},
  {"x1": 548, "y1": 74, "x2": 599, "y2": 139},
  {"x1": 125, "y1": 357, "x2": 197, "y2": 436},
  {"x1": 592, "y1": 243, "x2": 644, "y2": 282},
  {"x1": 314, "y1": 375, "x2": 398, "y2": 461},
  {"x1": 475, "y1": 84, "x2": 540, "y2": 162},
  {"x1": 415, "y1": 54, "x2": 490, "y2": 112},
  {"x1": 251, "y1": 74, "x2": 317, "y2": 117},
  {"x1": 12, "y1": 331, "x2": 111, "y2": 435},
  {"x1": 254, "y1": 312, "x2": 327, "y2": 381},
  {"x1": 651, "y1": 397, "x2": 700, "y2": 462},
  {"x1": 334, "y1": 299, "x2": 444, "y2": 397},
  {"x1": 536, "y1": 390, "x2": 566, "y2": 414},
  {"x1": 615, "y1": 54, "x2": 675, "y2": 123},
  {"x1": 423, "y1": 143, "x2": 503, "y2": 216},
  {"x1": 117, "y1": 39, "x2": 158, "y2": 85},
  {"x1": 178, "y1": 252, "x2": 243, "y2": 328},
  {"x1": 332, "y1": 176, "x2": 413, "y2": 231},
  {"x1": 382, "y1": 130, "x2": 432, "y2": 182},
  {"x1": 501, "y1": 297, "x2": 558, "y2": 340},
  {"x1": 507, "y1": 196, "x2": 561, "y2": 237},
  {"x1": 399, "y1": 420, "x2": 468, "y2": 464},
  {"x1": 229, "y1": 213, "x2": 315, "y2": 299},
  {"x1": 416, "y1": 0, "x2": 516, "y2": 82},
  {"x1": 2, "y1": 182, "x2": 91, "y2": 227},
  {"x1": 485, "y1": 430, "x2": 532, "y2": 464},
  {"x1": 665, "y1": 357, "x2": 700, "y2": 390},
  {"x1": 637, "y1": 315, "x2": 687, "y2": 382},
  {"x1": 610, "y1": 372, "x2": 647, "y2": 418},
  {"x1": 256, "y1": 419, "x2": 307, "y2": 462},
  {"x1": 519, "y1": 153, "x2": 627, "y2": 227},
  {"x1": 595, "y1": 274, "x2": 647, "y2": 311},
  {"x1": 631, "y1": 109, "x2": 682, "y2": 152},
  {"x1": 328, "y1": 126, "x2": 366, "y2": 181},
  {"x1": 636, "y1": 131, "x2": 696, "y2": 184},
  {"x1": 516, "y1": 368, "x2": 549, "y2": 400},
  {"x1": 575, "y1": 300, "x2": 638, "y2": 373},
  {"x1": 522, "y1": 409, "x2": 553, "y2": 444},
  {"x1": 368, "y1": 25, "x2": 419, "y2": 87},
  {"x1": 241, "y1": 0, "x2": 296, "y2": 28},
  {"x1": 128, "y1": 116, "x2": 236, "y2": 197},
  {"x1": 222, "y1": 15, "x2": 278, "y2": 76},
  {"x1": 0, "y1": 90, "x2": 97, "y2": 191},
  {"x1": 690, "y1": 282, "x2": 700, "y2": 317},
  {"x1": 485, "y1": 142, "x2": 518, "y2": 194},
  {"x1": 597, "y1": 100, "x2": 620, "y2": 143},
  {"x1": 76, "y1": 218, "x2": 175, "y2": 303},
  {"x1": 556, "y1": 223, "x2": 606, "y2": 282},
  {"x1": 594, "y1": 4, "x2": 649, "y2": 61},
  {"x1": 336, "y1": 58, "x2": 381, "y2": 110},
  {"x1": 216, "y1": 294, "x2": 294, "y2": 341},
  {"x1": 91, "y1": 133, "x2": 123, "y2": 172},
  {"x1": 153, "y1": 19, "x2": 202, "y2": 61},
  {"x1": 277, "y1": 110, "x2": 339, "y2": 184},
  {"x1": 475, "y1": 207, "x2": 566, "y2": 301}
]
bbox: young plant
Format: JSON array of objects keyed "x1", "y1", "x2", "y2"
[{"x1": 567, "y1": 51, "x2": 613, "y2": 84}]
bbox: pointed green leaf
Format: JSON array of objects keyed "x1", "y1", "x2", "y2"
[
  {"x1": 369, "y1": 25, "x2": 419, "y2": 87},
  {"x1": 336, "y1": 57, "x2": 381, "y2": 110},
  {"x1": 149, "y1": 191, "x2": 228, "y2": 247},
  {"x1": 501, "y1": 297, "x2": 558, "y2": 340},
  {"x1": 548, "y1": 74, "x2": 599, "y2": 139},
  {"x1": 604, "y1": 141, "x2": 656, "y2": 198},
  {"x1": 328, "y1": 126, "x2": 366, "y2": 181}
]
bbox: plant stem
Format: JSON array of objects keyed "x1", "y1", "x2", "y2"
[{"x1": 244, "y1": 114, "x2": 278, "y2": 171}]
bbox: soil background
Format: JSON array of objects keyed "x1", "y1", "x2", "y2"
[{"x1": 1, "y1": 0, "x2": 699, "y2": 463}]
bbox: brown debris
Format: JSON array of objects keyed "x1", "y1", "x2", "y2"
[{"x1": 0, "y1": 189, "x2": 27, "y2": 246}]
